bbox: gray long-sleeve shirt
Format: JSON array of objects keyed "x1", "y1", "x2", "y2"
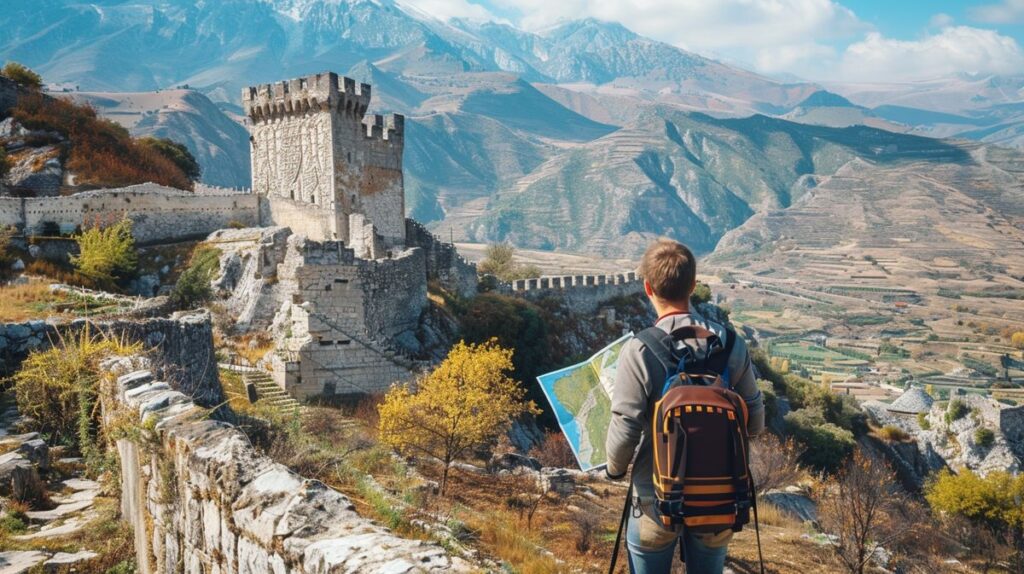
[{"x1": 605, "y1": 311, "x2": 765, "y2": 503}]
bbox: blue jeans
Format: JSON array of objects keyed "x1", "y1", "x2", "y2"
[{"x1": 625, "y1": 507, "x2": 730, "y2": 574}]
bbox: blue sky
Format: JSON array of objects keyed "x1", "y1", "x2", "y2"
[{"x1": 404, "y1": 0, "x2": 1024, "y2": 82}]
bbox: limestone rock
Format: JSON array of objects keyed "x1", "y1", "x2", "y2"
[
  {"x1": 0, "y1": 452, "x2": 44, "y2": 503},
  {"x1": 487, "y1": 452, "x2": 541, "y2": 474},
  {"x1": 762, "y1": 490, "x2": 817, "y2": 523},
  {"x1": 43, "y1": 551, "x2": 98, "y2": 572},
  {"x1": 0, "y1": 551, "x2": 50, "y2": 574},
  {"x1": 16, "y1": 438, "x2": 49, "y2": 470},
  {"x1": 4, "y1": 145, "x2": 63, "y2": 196},
  {"x1": 539, "y1": 468, "x2": 576, "y2": 496}
]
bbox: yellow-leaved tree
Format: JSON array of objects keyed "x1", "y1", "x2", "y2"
[
  {"x1": 378, "y1": 339, "x2": 538, "y2": 494},
  {"x1": 926, "y1": 469, "x2": 1024, "y2": 564}
]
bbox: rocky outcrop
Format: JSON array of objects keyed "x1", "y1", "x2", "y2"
[
  {"x1": 4, "y1": 144, "x2": 63, "y2": 196},
  {"x1": 864, "y1": 392, "x2": 1024, "y2": 489},
  {"x1": 101, "y1": 355, "x2": 471, "y2": 574},
  {"x1": 207, "y1": 226, "x2": 292, "y2": 332}
]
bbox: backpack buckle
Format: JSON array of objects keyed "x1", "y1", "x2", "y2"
[{"x1": 657, "y1": 499, "x2": 686, "y2": 519}]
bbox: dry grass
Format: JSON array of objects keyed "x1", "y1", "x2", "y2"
[
  {"x1": 0, "y1": 280, "x2": 65, "y2": 321},
  {"x1": 0, "y1": 278, "x2": 130, "y2": 321},
  {"x1": 471, "y1": 509, "x2": 564, "y2": 574},
  {"x1": 875, "y1": 424, "x2": 912, "y2": 442},
  {"x1": 13, "y1": 92, "x2": 192, "y2": 190},
  {"x1": 754, "y1": 501, "x2": 802, "y2": 529},
  {"x1": 24, "y1": 259, "x2": 98, "y2": 289},
  {"x1": 231, "y1": 332, "x2": 275, "y2": 367}
]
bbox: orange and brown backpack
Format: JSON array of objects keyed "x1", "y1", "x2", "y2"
[{"x1": 608, "y1": 324, "x2": 763, "y2": 574}]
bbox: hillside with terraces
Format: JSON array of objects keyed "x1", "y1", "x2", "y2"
[{"x1": 706, "y1": 146, "x2": 1024, "y2": 405}]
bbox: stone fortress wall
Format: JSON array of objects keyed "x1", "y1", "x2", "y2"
[
  {"x1": 405, "y1": 219, "x2": 478, "y2": 299},
  {"x1": 101, "y1": 355, "x2": 467, "y2": 574},
  {"x1": 0, "y1": 183, "x2": 259, "y2": 243},
  {"x1": 244, "y1": 72, "x2": 405, "y2": 251},
  {"x1": 500, "y1": 271, "x2": 644, "y2": 313}
]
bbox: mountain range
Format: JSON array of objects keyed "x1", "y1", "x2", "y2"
[{"x1": 5, "y1": 0, "x2": 1024, "y2": 256}]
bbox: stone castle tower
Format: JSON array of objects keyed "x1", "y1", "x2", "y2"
[{"x1": 243, "y1": 72, "x2": 405, "y2": 257}]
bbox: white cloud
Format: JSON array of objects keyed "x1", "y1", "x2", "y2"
[
  {"x1": 395, "y1": 1, "x2": 1024, "y2": 82},
  {"x1": 754, "y1": 43, "x2": 837, "y2": 76},
  {"x1": 833, "y1": 26, "x2": 1024, "y2": 82},
  {"x1": 929, "y1": 13, "x2": 954, "y2": 29},
  {"x1": 971, "y1": 0, "x2": 1024, "y2": 24},
  {"x1": 488, "y1": 0, "x2": 865, "y2": 51}
]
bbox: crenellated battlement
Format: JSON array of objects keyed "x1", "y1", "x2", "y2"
[
  {"x1": 364, "y1": 113, "x2": 405, "y2": 142},
  {"x1": 247, "y1": 70, "x2": 406, "y2": 247},
  {"x1": 500, "y1": 271, "x2": 644, "y2": 313},
  {"x1": 242, "y1": 72, "x2": 372, "y2": 122},
  {"x1": 508, "y1": 272, "x2": 640, "y2": 292}
]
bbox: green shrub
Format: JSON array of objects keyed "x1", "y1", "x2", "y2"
[
  {"x1": 0, "y1": 513, "x2": 27, "y2": 533},
  {"x1": 783, "y1": 408, "x2": 856, "y2": 473},
  {"x1": 457, "y1": 292, "x2": 549, "y2": 381},
  {"x1": 691, "y1": 282, "x2": 712, "y2": 305},
  {"x1": 917, "y1": 412, "x2": 931, "y2": 430},
  {"x1": 757, "y1": 379, "x2": 777, "y2": 423},
  {"x1": 477, "y1": 243, "x2": 541, "y2": 282},
  {"x1": 945, "y1": 399, "x2": 969, "y2": 425},
  {"x1": 138, "y1": 137, "x2": 201, "y2": 181},
  {"x1": 169, "y1": 246, "x2": 221, "y2": 309},
  {"x1": 974, "y1": 427, "x2": 995, "y2": 448},
  {"x1": 71, "y1": 218, "x2": 138, "y2": 289},
  {"x1": 1, "y1": 61, "x2": 42, "y2": 89},
  {"x1": 0, "y1": 225, "x2": 15, "y2": 272}
]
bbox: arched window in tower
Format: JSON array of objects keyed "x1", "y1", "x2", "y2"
[{"x1": 347, "y1": 151, "x2": 352, "y2": 164}]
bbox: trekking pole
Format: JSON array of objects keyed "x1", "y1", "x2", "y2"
[
  {"x1": 608, "y1": 479, "x2": 633, "y2": 574},
  {"x1": 751, "y1": 483, "x2": 766, "y2": 574}
]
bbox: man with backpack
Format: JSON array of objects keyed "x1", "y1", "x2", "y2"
[{"x1": 606, "y1": 238, "x2": 765, "y2": 574}]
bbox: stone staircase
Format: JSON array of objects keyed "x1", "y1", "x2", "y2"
[{"x1": 243, "y1": 370, "x2": 304, "y2": 415}]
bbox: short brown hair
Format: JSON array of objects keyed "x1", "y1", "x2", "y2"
[{"x1": 639, "y1": 239, "x2": 696, "y2": 302}]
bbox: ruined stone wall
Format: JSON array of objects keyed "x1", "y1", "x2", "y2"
[
  {"x1": 501, "y1": 272, "x2": 643, "y2": 313},
  {"x1": 0, "y1": 184, "x2": 258, "y2": 243},
  {"x1": 0, "y1": 312, "x2": 222, "y2": 406},
  {"x1": 101, "y1": 356, "x2": 465, "y2": 574},
  {"x1": 405, "y1": 219, "x2": 478, "y2": 298},
  {"x1": 268, "y1": 236, "x2": 420, "y2": 399}
]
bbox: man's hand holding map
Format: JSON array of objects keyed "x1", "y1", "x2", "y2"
[{"x1": 535, "y1": 332, "x2": 633, "y2": 471}]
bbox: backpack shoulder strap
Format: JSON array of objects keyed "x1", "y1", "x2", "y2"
[
  {"x1": 705, "y1": 325, "x2": 737, "y2": 375},
  {"x1": 635, "y1": 327, "x2": 677, "y2": 377}
]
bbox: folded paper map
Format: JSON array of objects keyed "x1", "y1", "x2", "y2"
[{"x1": 536, "y1": 332, "x2": 634, "y2": 471}]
